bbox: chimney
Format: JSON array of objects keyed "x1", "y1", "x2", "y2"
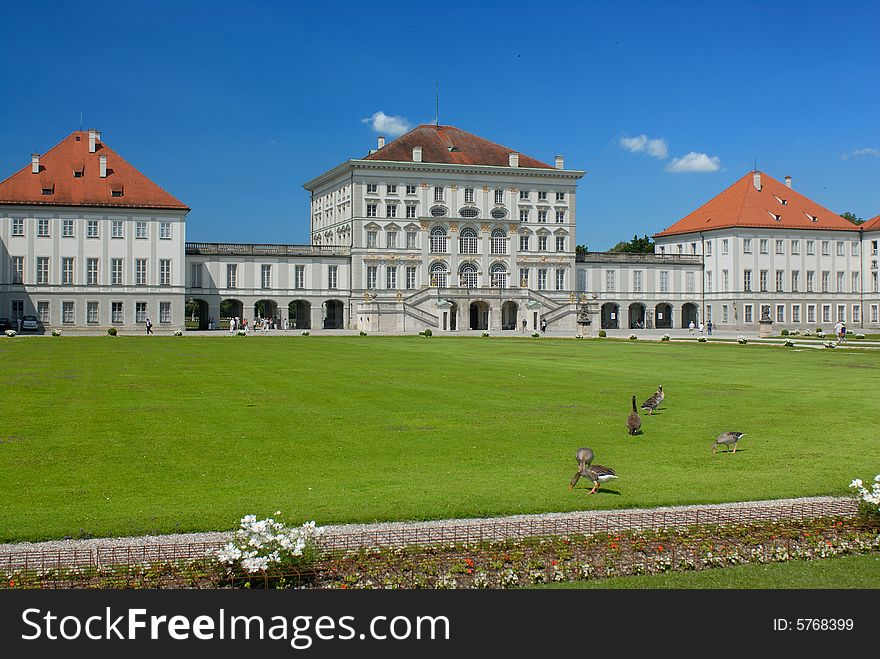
[
  {"x1": 99, "y1": 154, "x2": 107, "y2": 178},
  {"x1": 88, "y1": 129, "x2": 98, "y2": 153},
  {"x1": 555, "y1": 155, "x2": 565, "y2": 170},
  {"x1": 784, "y1": 175, "x2": 792, "y2": 188},
  {"x1": 31, "y1": 154, "x2": 40, "y2": 174},
  {"x1": 509, "y1": 152, "x2": 519, "y2": 167},
  {"x1": 377, "y1": 136, "x2": 386, "y2": 149},
  {"x1": 753, "y1": 171, "x2": 761, "y2": 191},
  {"x1": 412, "y1": 146, "x2": 423, "y2": 163}
]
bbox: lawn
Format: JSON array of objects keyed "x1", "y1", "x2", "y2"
[
  {"x1": 0, "y1": 336, "x2": 878, "y2": 542},
  {"x1": 539, "y1": 554, "x2": 880, "y2": 589}
]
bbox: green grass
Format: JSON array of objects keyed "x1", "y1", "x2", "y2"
[
  {"x1": 538, "y1": 554, "x2": 880, "y2": 589},
  {"x1": 0, "y1": 336, "x2": 878, "y2": 542}
]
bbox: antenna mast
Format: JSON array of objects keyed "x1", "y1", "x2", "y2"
[{"x1": 435, "y1": 82, "x2": 439, "y2": 126}]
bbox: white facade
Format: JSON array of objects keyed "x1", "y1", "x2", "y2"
[
  {"x1": 653, "y1": 227, "x2": 876, "y2": 330},
  {"x1": 1, "y1": 206, "x2": 186, "y2": 330},
  {"x1": 3, "y1": 128, "x2": 879, "y2": 334},
  {"x1": 304, "y1": 154, "x2": 585, "y2": 332}
]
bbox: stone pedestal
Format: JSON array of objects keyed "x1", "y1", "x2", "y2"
[
  {"x1": 759, "y1": 318, "x2": 773, "y2": 338},
  {"x1": 576, "y1": 321, "x2": 592, "y2": 338}
]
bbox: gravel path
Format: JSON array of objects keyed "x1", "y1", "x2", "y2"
[{"x1": 0, "y1": 495, "x2": 856, "y2": 571}]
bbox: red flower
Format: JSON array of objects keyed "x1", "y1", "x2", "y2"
[
  {"x1": 8, "y1": 581, "x2": 14, "y2": 587},
  {"x1": 466, "y1": 568, "x2": 473, "y2": 575},
  {"x1": 551, "y1": 560, "x2": 557, "y2": 566},
  {"x1": 657, "y1": 545, "x2": 664, "y2": 552},
  {"x1": 465, "y1": 558, "x2": 475, "y2": 567}
]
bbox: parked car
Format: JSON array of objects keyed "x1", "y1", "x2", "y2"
[
  {"x1": 0, "y1": 318, "x2": 11, "y2": 332},
  {"x1": 21, "y1": 315, "x2": 39, "y2": 331}
]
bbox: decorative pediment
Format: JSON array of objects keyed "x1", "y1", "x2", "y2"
[{"x1": 364, "y1": 222, "x2": 381, "y2": 230}]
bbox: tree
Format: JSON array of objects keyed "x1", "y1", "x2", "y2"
[
  {"x1": 609, "y1": 234, "x2": 655, "y2": 253},
  {"x1": 841, "y1": 211, "x2": 864, "y2": 225},
  {"x1": 575, "y1": 244, "x2": 588, "y2": 258}
]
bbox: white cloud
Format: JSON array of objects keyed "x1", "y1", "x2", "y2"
[
  {"x1": 620, "y1": 134, "x2": 668, "y2": 159},
  {"x1": 665, "y1": 152, "x2": 721, "y2": 173},
  {"x1": 362, "y1": 111, "x2": 411, "y2": 138},
  {"x1": 842, "y1": 147, "x2": 880, "y2": 160}
]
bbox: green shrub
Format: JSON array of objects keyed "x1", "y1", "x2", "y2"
[
  {"x1": 816, "y1": 327, "x2": 823, "y2": 333},
  {"x1": 598, "y1": 330, "x2": 607, "y2": 338},
  {"x1": 51, "y1": 329, "x2": 62, "y2": 337},
  {"x1": 418, "y1": 331, "x2": 425, "y2": 336},
  {"x1": 359, "y1": 331, "x2": 367, "y2": 336},
  {"x1": 531, "y1": 332, "x2": 540, "y2": 338},
  {"x1": 107, "y1": 327, "x2": 118, "y2": 336},
  {"x1": 301, "y1": 330, "x2": 310, "y2": 336},
  {"x1": 424, "y1": 328, "x2": 432, "y2": 337},
  {"x1": 781, "y1": 329, "x2": 789, "y2": 336},
  {"x1": 481, "y1": 331, "x2": 489, "y2": 337}
]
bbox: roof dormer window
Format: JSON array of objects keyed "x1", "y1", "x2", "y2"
[
  {"x1": 110, "y1": 182, "x2": 124, "y2": 197},
  {"x1": 40, "y1": 180, "x2": 54, "y2": 195},
  {"x1": 73, "y1": 162, "x2": 85, "y2": 178}
]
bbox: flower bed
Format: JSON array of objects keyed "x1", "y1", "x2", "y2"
[{"x1": 4, "y1": 516, "x2": 877, "y2": 589}]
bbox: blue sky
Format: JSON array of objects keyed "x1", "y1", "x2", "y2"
[{"x1": 1, "y1": 0, "x2": 878, "y2": 249}]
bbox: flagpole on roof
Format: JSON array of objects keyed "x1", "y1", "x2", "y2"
[{"x1": 435, "y1": 82, "x2": 439, "y2": 126}]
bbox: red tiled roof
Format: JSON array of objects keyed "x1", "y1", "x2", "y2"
[
  {"x1": 363, "y1": 124, "x2": 554, "y2": 169},
  {"x1": 654, "y1": 171, "x2": 857, "y2": 238},
  {"x1": 862, "y1": 214, "x2": 880, "y2": 231},
  {"x1": 0, "y1": 131, "x2": 188, "y2": 210}
]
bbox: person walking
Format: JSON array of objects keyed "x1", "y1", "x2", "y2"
[
  {"x1": 521, "y1": 318, "x2": 527, "y2": 333},
  {"x1": 834, "y1": 320, "x2": 843, "y2": 344},
  {"x1": 145, "y1": 318, "x2": 153, "y2": 335},
  {"x1": 698, "y1": 321, "x2": 704, "y2": 337},
  {"x1": 540, "y1": 318, "x2": 547, "y2": 333},
  {"x1": 707, "y1": 321, "x2": 713, "y2": 336},
  {"x1": 688, "y1": 320, "x2": 695, "y2": 334},
  {"x1": 840, "y1": 322, "x2": 847, "y2": 343}
]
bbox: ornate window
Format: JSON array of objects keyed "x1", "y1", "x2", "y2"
[
  {"x1": 430, "y1": 261, "x2": 448, "y2": 288},
  {"x1": 459, "y1": 262, "x2": 478, "y2": 288},
  {"x1": 490, "y1": 228, "x2": 507, "y2": 255},
  {"x1": 490, "y1": 262, "x2": 507, "y2": 289},
  {"x1": 459, "y1": 227, "x2": 478, "y2": 254},
  {"x1": 430, "y1": 226, "x2": 448, "y2": 253}
]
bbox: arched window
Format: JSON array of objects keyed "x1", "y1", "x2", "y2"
[
  {"x1": 490, "y1": 228, "x2": 507, "y2": 255},
  {"x1": 490, "y1": 262, "x2": 508, "y2": 289},
  {"x1": 459, "y1": 227, "x2": 478, "y2": 254},
  {"x1": 430, "y1": 261, "x2": 449, "y2": 288},
  {"x1": 430, "y1": 226, "x2": 448, "y2": 253},
  {"x1": 459, "y1": 262, "x2": 479, "y2": 288}
]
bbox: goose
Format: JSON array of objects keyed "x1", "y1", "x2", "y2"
[
  {"x1": 655, "y1": 385, "x2": 664, "y2": 404},
  {"x1": 712, "y1": 431, "x2": 746, "y2": 454},
  {"x1": 626, "y1": 396, "x2": 641, "y2": 435},
  {"x1": 568, "y1": 447, "x2": 595, "y2": 490},
  {"x1": 640, "y1": 393, "x2": 661, "y2": 415},
  {"x1": 580, "y1": 464, "x2": 618, "y2": 495}
]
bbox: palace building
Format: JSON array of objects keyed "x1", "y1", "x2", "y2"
[{"x1": 1, "y1": 127, "x2": 878, "y2": 332}]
